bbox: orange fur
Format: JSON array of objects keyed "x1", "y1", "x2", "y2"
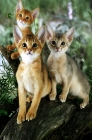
[
  {"x1": 7, "y1": 0, "x2": 39, "y2": 60},
  {"x1": 13, "y1": 25, "x2": 51, "y2": 124},
  {"x1": 46, "y1": 25, "x2": 90, "y2": 109}
]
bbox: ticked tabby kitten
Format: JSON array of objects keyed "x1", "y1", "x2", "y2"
[
  {"x1": 13, "y1": 25, "x2": 51, "y2": 124},
  {"x1": 7, "y1": 0, "x2": 39, "y2": 59},
  {"x1": 46, "y1": 25, "x2": 90, "y2": 109}
]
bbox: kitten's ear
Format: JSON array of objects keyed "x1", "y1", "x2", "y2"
[
  {"x1": 13, "y1": 25, "x2": 23, "y2": 44},
  {"x1": 36, "y1": 26, "x2": 46, "y2": 44},
  {"x1": 45, "y1": 24, "x2": 54, "y2": 40},
  {"x1": 65, "y1": 27, "x2": 75, "y2": 42},
  {"x1": 16, "y1": 0, "x2": 23, "y2": 14},
  {"x1": 31, "y1": 8, "x2": 39, "y2": 20}
]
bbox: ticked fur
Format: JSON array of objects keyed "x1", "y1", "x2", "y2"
[
  {"x1": 7, "y1": 0, "x2": 39, "y2": 59},
  {"x1": 46, "y1": 25, "x2": 90, "y2": 109},
  {"x1": 13, "y1": 25, "x2": 51, "y2": 124}
]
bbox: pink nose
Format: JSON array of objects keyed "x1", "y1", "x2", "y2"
[
  {"x1": 20, "y1": 19, "x2": 25, "y2": 23},
  {"x1": 56, "y1": 47, "x2": 59, "y2": 51},
  {"x1": 28, "y1": 49, "x2": 32, "y2": 53}
]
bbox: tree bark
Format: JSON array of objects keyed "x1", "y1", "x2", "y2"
[
  {"x1": 0, "y1": 98, "x2": 92, "y2": 140},
  {"x1": 0, "y1": 45, "x2": 19, "y2": 75}
]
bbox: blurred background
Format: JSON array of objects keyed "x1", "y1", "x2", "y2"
[{"x1": 0, "y1": 0, "x2": 92, "y2": 134}]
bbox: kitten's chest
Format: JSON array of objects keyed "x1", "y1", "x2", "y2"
[
  {"x1": 18, "y1": 65, "x2": 34, "y2": 93},
  {"x1": 23, "y1": 75, "x2": 34, "y2": 94},
  {"x1": 47, "y1": 55, "x2": 66, "y2": 83},
  {"x1": 47, "y1": 55, "x2": 64, "y2": 73}
]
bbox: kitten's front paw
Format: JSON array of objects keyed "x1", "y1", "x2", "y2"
[
  {"x1": 6, "y1": 45, "x2": 16, "y2": 51},
  {"x1": 6, "y1": 45, "x2": 12, "y2": 50},
  {"x1": 11, "y1": 52, "x2": 20, "y2": 60},
  {"x1": 26, "y1": 96, "x2": 33, "y2": 103},
  {"x1": 49, "y1": 93, "x2": 56, "y2": 100},
  {"x1": 59, "y1": 94, "x2": 66, "y2": 103},
  {"x1": 26, "y1": 108, "x2": 36, "y2": 121},
  {"x1": 17, "y1": 112, "x2": 26, "y2": 124},
  {"x1": 80, "y1": 102, "x2": 87, "y2": 109}
]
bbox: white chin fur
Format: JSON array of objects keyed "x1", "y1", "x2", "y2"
[
  {"x1": 51, "y1": 49, "x2": 67, "y2": 57},
  {"x1": 17, "y1": 20, "x2": 29, "y2": 29},
  {"x1": 21, "y1": 53, "x2": 39, "y2": 64}
]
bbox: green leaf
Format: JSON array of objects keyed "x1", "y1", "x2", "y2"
[
  {"x1": 7, "y1": 13, "x2": 12, "y2": 18},
  {"x1": 0, "y1": 110, "x2": 8, "y2": 116}
]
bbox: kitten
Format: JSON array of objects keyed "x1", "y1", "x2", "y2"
[
  {"x1": 45, "y1": 25, "x2": 90, "y2": 109},
  {"x1": 13, "y1": 25, "x2": 51, "y2": 124},
  {"x1": 7, "y1": 0, "x2": 39, "y2": 59}
]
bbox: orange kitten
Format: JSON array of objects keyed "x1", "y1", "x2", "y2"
[
  {"x1": 46, "y1": 25, "x2": 90, "y2": 109},
  {"x1": 7, "y1": 0, "x2": 39, "y2": 59},
  {"x1": 13, "y1": 25, "x2": 51, "y2": 124}
]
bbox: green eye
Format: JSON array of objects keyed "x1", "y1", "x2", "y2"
[
  {"x1": 61, "y1": 41, "x2": 65, "y2": 45},
  {"x1": 51, "y1": 41, "x2": 56, "y2": 46},
  {"x1": 32, "y1": 43, "x2": 37, "y2": 48},
  {"x1": 22, "y1": 43, "x2": 27, "y2": 48}
]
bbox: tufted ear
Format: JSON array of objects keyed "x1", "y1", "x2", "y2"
[
  {"x1": 36, "y1": 26, "x2": 46, "y2": 44},
  {"x1": 31, "y1": 8, "x2": 39, "y2": 20},
  {"x1": 65, "y1": 27, "x2": 75, "y2": 43},
  {"x1": 45, "y1": 24, "x2": 54, "y2": 40},
  {"x1": 13, "y1": 25, "x2": 23, "y2": 45},
  {"x1": 16, "y1": 0, "x2": 23, "y2": 14}
]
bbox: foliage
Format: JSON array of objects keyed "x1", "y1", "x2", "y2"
[
  {"x1": 0, "y1": 26, "x2": 14, "y2": 46},
  {"x1": 0, "y1": 54, "x2": 17, "y2": 104},
  {"x1": 0, "y1": 110, "x2": 8, "y2": 117}
]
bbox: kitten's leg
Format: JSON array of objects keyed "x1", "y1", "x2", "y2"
[
  {"x1": 49, "y1": 79, "x2": 57, "y2": 100},
  {"x1": 59, "y1": 80, "x2": 71, "y2": 102},
  {"x1": 17, "y1": 87, "x2": 26, "y2": 124},
  {"x1": 26, "y1": 95, "x2": 33, "y2": 102},
  {"x1": 78, "y1": 92, "x2": 89, "y2": 109},
  {"x1": 6, "y1": 43, "x2": 16, "y2": 51},
  {"x1": 26, "y1": 89, "x2": 42, "y2": 121},
  {"x1": 26, "y1": 76, "x2": 43, "y2": 121},
  {"x1": 11, "y1": 52, "x2": 20, "y2": 60}
]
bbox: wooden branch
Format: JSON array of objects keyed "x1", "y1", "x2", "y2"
[
  {"x1": 0, "y1": 98, "x2": 92, "y2": 140},
  {"x1": 0, "y1": 45, "x2": 20, "y2": 75},
  {"x1": 0, "y1": 98, "x2": 75, "y2": 140},
  {"x1": 47, "y1": 102, "x2": 92, "y2": 140}
]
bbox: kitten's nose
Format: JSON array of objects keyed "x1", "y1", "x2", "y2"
[
  {"x1": 27, "y1": 49, "x2": 32, "y2": 55},
  {"x1": 21, "y1": 19, "x2": 25, "y2": 23},
  {"x1": 28, "y1": 49, "x2": 32, "y2": 53},
  {"x1": 56, "y1": 47, "x2": 59, "y2": 51}
]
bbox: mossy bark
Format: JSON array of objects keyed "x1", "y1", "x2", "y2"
[
  {"x1": 0, "y1": 98, "x2": 92, "y2": 140},
  {"x1": 0, "y1": 45, "x2": 19, "y2": 75}
]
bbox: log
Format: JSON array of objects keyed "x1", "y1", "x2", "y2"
[
  {"x1": 46, "y1": 102, "x2": 92, "y2": 140},
  {"x1": 0, "y1": 97, "x2": 92, "y2": 140},
  {"x1": 0, "y1": 98, "x2": 76, "y2": 140}
]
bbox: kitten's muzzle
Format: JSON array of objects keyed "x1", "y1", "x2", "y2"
[
  {"x1": 27, "y1": 49, "x2": 32, "y2": 55},
  {"x1": 19, "y1": 20, "x2": 25, "y2": 25},
  {"x1": 55, "y1": 47, "x2": 60, "y2": 52}
]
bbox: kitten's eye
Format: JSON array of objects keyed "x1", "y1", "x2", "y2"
[
  {"x1": 22, "y1": 43, "x2": 27, "y2": 48},
  {"x1": 61, "y1": 41, "x2": 65, "y2": 45},
  {"x1": 32, "y1": 43, "x2": 37, "y2": 48},
  {"x1": 19, "y1": 14, "x2": 22, "y2": 17},
  {"x1": 51, "y1": 41, "x2": 56, "y2": 46},
  {"x1": 26, "y1": 17, "x2": 29, "y2": 20}
]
